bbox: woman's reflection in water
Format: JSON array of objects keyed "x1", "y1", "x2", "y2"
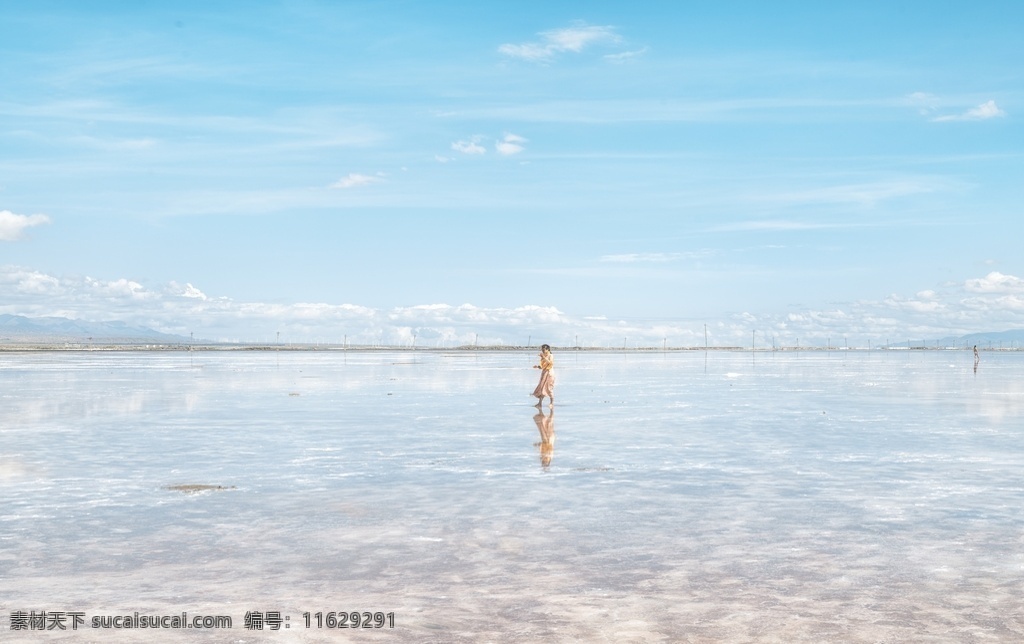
[{"x1": 533, "y1": 408, "x2": 555, "y2": 468}]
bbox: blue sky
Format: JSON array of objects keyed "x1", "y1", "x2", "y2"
[{"x1": 1, "y1": 1, "x2": 1022, "y2": 346}]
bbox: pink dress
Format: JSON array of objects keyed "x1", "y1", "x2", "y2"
[{"x1": 532, "y1": 352, "x2": 555, "y2": 399}]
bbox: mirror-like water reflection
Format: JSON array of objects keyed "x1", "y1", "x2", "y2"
[{"x1": 2, "y1": 350, "x2": 1022, "y2": 642}]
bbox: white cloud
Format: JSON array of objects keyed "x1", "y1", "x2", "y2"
[
  {"x1": 498, "y1": 23, "x2": 621, "y2": 62},
  {"x1": 495, "y1": 133, "x2": 527, "y2": 155},
  {"x1": 169, "y1": 282, "x2": 209, "y2": 300},
  {"x1": 970, "y1": 294, "x2": 1024, "y2": 312},
  {"x1": 964, "y1": 272, "x2": 1024, "y2": 294},
  {"x1": 932, "y1": 99, "x2": 1007, "y2": 122},
  {"x1": 497, "y1": 42, "x2": 550, "y2": 62},
  {"x1": 330, "y1": 173, "x2": 382, "y2": 189},
  {"x1": 544, "y1": 25, "x2": 620, "y2": 52},
  {"x1": 882, "y1": 294, "x2": 946, "y2": 314},
  {"x1": 963, "y1": 100, "x2": 1006, "y2": 119},
  {"x1": 2, "y1": 265, "x2": 1022, "y2": 347},
  {"x1": 0, "y1": 210, "x2": 51, "y2": 241},
  {"x1": 452, "y1": 138, "x2": 486, "y2": 155},
  {"x1": 84, "y1": 277, "x2": 152, "y2": 299},
  {"x1": 0, "y1": 266, "x2": 60, "y2": 293}
]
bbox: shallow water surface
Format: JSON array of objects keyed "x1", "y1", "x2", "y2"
[{"x1": 1, "y1": 350, "x2": 1022, "y2": 642}]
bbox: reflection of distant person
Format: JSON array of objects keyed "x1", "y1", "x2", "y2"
[
  {"x1": 532, "y1": 344, "x2": 555, "y2": 407},
  {"x1": 533, "y1": 409, "x2": 555, "y2": 467}
]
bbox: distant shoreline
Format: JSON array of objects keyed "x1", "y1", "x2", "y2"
[{"x1": 0, "y1": 343, "x2": 1018, "y2": 353}]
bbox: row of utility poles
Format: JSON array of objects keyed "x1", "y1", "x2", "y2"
[{"x1": 248, "y1": 328, "x2": 1017, "y2": 350}]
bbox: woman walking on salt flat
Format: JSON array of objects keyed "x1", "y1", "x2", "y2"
[{"x1": 532, "y1": 344, "x2": 555, "y2": 407}]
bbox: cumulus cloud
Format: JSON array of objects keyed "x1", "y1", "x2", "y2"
[
  {"x1": 169, "y1": 281, "x2": 209, "y2": 300},
  {"x1": 0, "y1": 266, "x2": 577, "y2": 345},
  {"x1": 964, "y1": 272, "x2": 1024, "y2": 294},
  {"x1": 498, "y1": 23, "x2": 621, "y2": 62},
  {"x1": 330, "y1": 173, "x2": 382, "y2": 189},
  {"x1": 2, "y1": 265, "x2": 1022, "y2": 347},
  {"x1": 0, "y1": 266, "x2": 60, "y2": 293},
  {"x1": 84, "y1": 277, "x2": 151, "y2": 299},
  {"x1": 671, "y1": 271, "x2": 1024, "y2": 348},
  {"x1": 932, "y1": 99, "x2": 1006, "y2": 122},
  {"x1": 882, "y1": 293, "x2": 946, "y2": 314},
  {"x1": 0, "y1": 210, "x2": 51, "y2": 241},
  {"x1": 452, "y1": 138, "x2": 486, "y2": 155},
  {"x1": 495, "y1": 133, "x2": 527, "y2": 155}
]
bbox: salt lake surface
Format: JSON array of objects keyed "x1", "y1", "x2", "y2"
[{"x1": 1, "y1": 349, "x2": 1022, "y2": 643}]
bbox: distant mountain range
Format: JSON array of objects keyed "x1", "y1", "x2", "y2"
[
  {"x1": 936, "y1": 329, "x2": 1024, "y2": 348},
  {"x1": 0, "y1": 314, "x2": 189, "y2": 343}
]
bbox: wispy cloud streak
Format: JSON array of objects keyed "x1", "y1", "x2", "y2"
[
  {"x1": 499, "y1": 23, "x2": 621, "y2": 62},
  {"x1": 330, "y1": 173, "x2": 383, "y2": 189}
]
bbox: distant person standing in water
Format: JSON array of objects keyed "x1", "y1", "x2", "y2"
[
  {"x1": 974, "y1": 345, "x2": 980, "y2": 361},
  {"x1": 532, "y1": 344, "x2": 555, "y2": 407}
]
